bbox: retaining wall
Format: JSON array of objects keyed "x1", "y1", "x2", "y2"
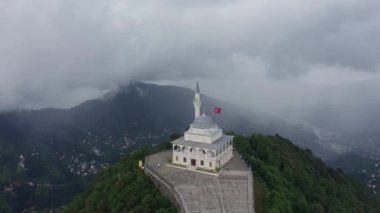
[{"x1": 144, "y1": 160, "x2": 185, "y2": 212}]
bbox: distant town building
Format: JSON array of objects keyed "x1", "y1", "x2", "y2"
[{"x1": 171, "y1": 81, "x2": 233, "y2": 171}]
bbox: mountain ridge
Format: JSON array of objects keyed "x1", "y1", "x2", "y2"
[{"x1": 0, "y1": 82, "x2": 342, "y2": 211}]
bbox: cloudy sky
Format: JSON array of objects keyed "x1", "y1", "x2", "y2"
[{"x1": 1, "y1": 0, "x2": 380, "y2": 130}]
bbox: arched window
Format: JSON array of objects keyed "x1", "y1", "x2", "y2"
[
  {"x1": 207, "y1": 150, "x2": 215, "y2": 158},
  {"x1": 182, "y1": 147, "x2": 189, "y2": 153},
  {"x1": 198, "y1": 149, "x2": 206, "y2": 155},
  {"x1": 174, "y1": 145, "x2": 181, "y2": 152}
]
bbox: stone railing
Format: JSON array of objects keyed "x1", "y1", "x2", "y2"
[
  {"x1": 248, "y1": 172, "x2": 255, "y2": 213},
  {"x1": 144, "y1": 158, "x2": 186, "y2": 213}
]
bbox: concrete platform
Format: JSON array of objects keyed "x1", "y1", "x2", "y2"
[{"x1": 145, "y1": 150, "x2": 255, "y2": 213}]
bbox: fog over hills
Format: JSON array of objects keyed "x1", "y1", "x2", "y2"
[
  {"x1": 1, "y1": 0, "x2": 380, "y2": 160},
  {"x1": 2, "y1": 0, "x2": 380, "y2": 211},
  {"x1": 0, "y1": 81, "x2": 379, "y2": 211}
]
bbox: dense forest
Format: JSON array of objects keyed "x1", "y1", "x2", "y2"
[
  {"x1": 65, "y1": 133, "x2": 380, "y2": 213},
  {"x1": 233, "y1": 133, "x2": 380, "y2": 212}
]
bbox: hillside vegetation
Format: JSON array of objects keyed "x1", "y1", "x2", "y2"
[
  {"x1": 0, "y1": 138, "x2": 91, "y2": 212},
  {"x1": 233, "y1": 134, "x2": 380, "y2": 213},
  {"x1": 328, "y1": 153, "x2": 380, "y2": 194},
  {"x1": 64, "y1": 133, "x2": 380, "y2": 213},
  {"x1": 63, "y1": 145, "x2": 175, "y2": 213}
]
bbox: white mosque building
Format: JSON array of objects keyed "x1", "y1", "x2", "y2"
[{"x1": 171, "y1": 82, "x2": 234, "y2": 171}]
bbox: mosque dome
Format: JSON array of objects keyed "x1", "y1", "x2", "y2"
[{"x1": 190, "y1": 115, "x2": 217, "y2": 129}]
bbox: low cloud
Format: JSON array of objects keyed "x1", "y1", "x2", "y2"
[{"x1": 0, "y1": 0, "x2": 380, "y2": 116}]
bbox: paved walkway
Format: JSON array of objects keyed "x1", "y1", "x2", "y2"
[{"x1": 145, "y1": 151, "x2": 255, "y2": 213}]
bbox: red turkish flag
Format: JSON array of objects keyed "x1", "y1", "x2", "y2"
[{"x1": 214, "y1": 107, "x2": 222, "y2": 114}]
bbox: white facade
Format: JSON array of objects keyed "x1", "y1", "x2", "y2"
[
  {"x1": 171, "y1": 82, "x2": 234, "y2": 171},
  {"x1": 184, "y1": 124, "x2": 223, "y2": 144},
  {"x1": 172, "y1": 136, "x2": 233, "y2": 170}
]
